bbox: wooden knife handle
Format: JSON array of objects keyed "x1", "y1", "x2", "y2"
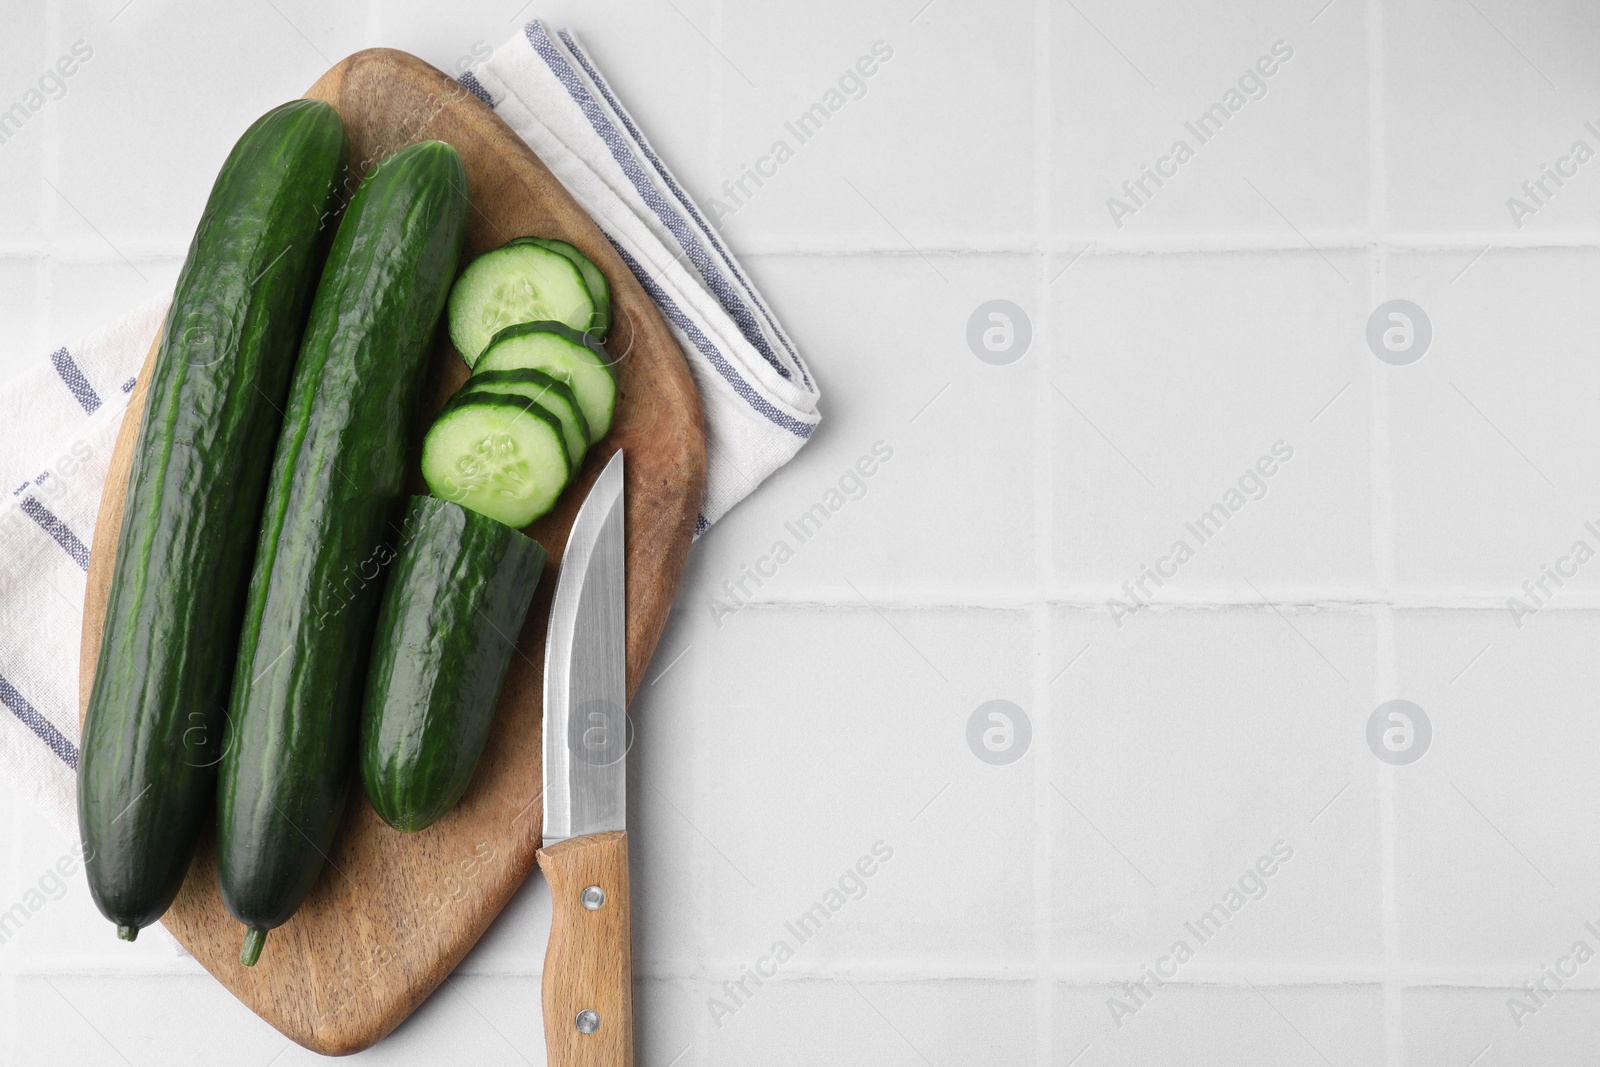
[{"x1": 537, "y1": 830, "x2": 634, "y2": 1067}]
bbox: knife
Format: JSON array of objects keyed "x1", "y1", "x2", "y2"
[{"x1": 539, "y1": 450, "x2": 633, "y2": 1066}]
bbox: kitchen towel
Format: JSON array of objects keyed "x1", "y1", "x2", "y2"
[{"x1": 0, "y1": 20, "x2": 819, "y2": 843}]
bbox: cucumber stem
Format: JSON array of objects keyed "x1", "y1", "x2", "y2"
[
  {"x1": 240, "y1": 926, "x2": 269, "y2": 967},
  {"x1": 116, "y1": 924, "x2": 138, "y2": 942}
]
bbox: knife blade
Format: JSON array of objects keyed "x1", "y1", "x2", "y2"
[{"x1": 538, "y1": 450, "x2": 633, "y2": 1066}]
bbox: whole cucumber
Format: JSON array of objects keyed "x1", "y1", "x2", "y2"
[
  {"x1": 78, "y1": 99, "x2": 349, "y2": 941},
  {"x1": 360, "y1": 496, "x2": 546, "y2": 833},
  {"x1": 217, "y1": 141, "x2": 469, "y2": 966}
]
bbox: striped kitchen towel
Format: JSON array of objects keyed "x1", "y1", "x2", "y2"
[
  {"x1": 469, "y1": 21, "x2": 820, "y2": 533},
  {"x1": 0, "y1": 22, "x2": 818, "y2": 841}
]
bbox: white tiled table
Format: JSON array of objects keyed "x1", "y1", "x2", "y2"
[{"x1": 3, "y1": 0, "x2": 1599, "y2": 1063}]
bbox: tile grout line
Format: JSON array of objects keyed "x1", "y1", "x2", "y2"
[
  {"x1": 28, "y1": 234, "x2": 1600, "y2": 262},
  {"x1": 689, "y1": 588, "x2": 710, "y2": 1065},
  {"x1": 673, "y1": 592, "x2": 1582, "y2": 612},
  {"x1": 14, "y1": 3, "x2": 60, "y2": 1059},
  {"x1": 35, "y1": 6, "x2": 59, "y2": 371},
  {"x1": 1031, "y1": 0, "x2": 1053, "y2": 1062},
  {"x1": 36, "y1": 957, "x2": 1600, "y2": 988},
  {"x1": 1364, "y1": 0, "x2": 1404, "y2": 1062},
  {"x1": 695, "y1": 8, "x2": 727, "y2": 1064}
]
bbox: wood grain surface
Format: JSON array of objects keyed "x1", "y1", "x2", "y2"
[
  {"x1": 538, "y1": 832, "x2": 634, "y2": 1067},
  {"x1": 76, "y1": 48, "x2": 703, "y2": 1056}
]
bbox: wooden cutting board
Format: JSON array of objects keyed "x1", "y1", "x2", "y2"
[{"x1": 77, "y1": 48, "x2": 704, "y2": 1056}]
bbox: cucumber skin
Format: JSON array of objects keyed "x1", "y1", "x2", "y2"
[
  {"x1": 360, "y1": 496, "x2": 545, "y2": 833},
  {"x1": 477, "y1": 321, "x2": 618, "y2": 440},
  {"x1": 483, "y1": 319, "x2": 617, "y2": 380},
  {"x1": 216, "y1": 141, "x2": 468, "y2": 945},
  {"x1": 78, "y1": 99, "x2": 350, "y2": 936}
]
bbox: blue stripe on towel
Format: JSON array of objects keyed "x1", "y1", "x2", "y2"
[
  {"x1": 607, "y1": 240, "x2": 812, "y2": 440},
  {"x1": 459, "y1": 70, "x2": 495, "y2": 109},
  {"x1": 0, "y1": 673, "x2": 77, "y2": 768},
  {"x1": 524, "y1": 21, "x2": 792, "y2": 382},
  {"x1": 21, "y1": 497, "x2": 90, "y2": 571},
  {"x1": 50, "y1": 347, "x2": 101, "y2": 414},
  {"x1": 557, "y1": 28, "x2": 811, "y2": 390}
]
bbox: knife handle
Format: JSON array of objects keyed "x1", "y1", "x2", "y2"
[{"x1": 538, "y1": 830, "x2": 634, "y2": 1067}]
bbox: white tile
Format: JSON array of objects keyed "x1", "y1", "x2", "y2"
[
  {"x1": 715, "y1": 2, "x2": 1035, "y2": 248},
  {"x1": 694, "y1": 978, "x2": 1035, "y2": 1067},
  {"x1": 0, "y1": 795, "x2": 187, "y2": 974},
  {"x1": 52, "y1": 2, "x2": 335, "y2": 254},
  {"x1": 340, "y1": 974, "x2": 542, "y2": 1065},
  {"x1": 0, "y1": 260, "x2": 43, "y2": 389},
  {"x1": 687, "y1": 253, "x2": 1039, "y2": 604},
  {"x1": 10, "y1": 972, "x2": 544, "y2": 1066},
  {"x1": 12, "y1": 973, "x2": 285, "y2": 1067},
  {"x1": 1050, "y1": 606, "x2": 1381, "y2": 967},
  {"x1": 0, "y1": 12, "x2": 48, "y2": 249},
  {"x1": 20, "y1": 0, "x2": 1600, "y2": 1063},
  {"x1": 1403, "y1": 986, "x2": 1600, "y2": 1067},
  {"x1": 1053, "y1": 0, "x2": 1368, "y2": 238},
  {"x1": 0, "y1": 973, "x2": 12, "y2": 1067},
  {"x1": 1386, "y1": 249, "x2": 1600, "y2": 592},
  {"x1": 633, "y1": 978, "x2": 699, "y2": 1067},
  {"x1": 381, "y1": 0, "x2": 723, "y2": 207},
  {"x1": 1050, "y1": 249, "x2": 1373, "y2": 599},
  {"x1": 671, "y1": 604, "x2": 1037, "y2": 969},
  {"x1": 453, "y1": 866, "x2": 550, "y2": 977},
  {"x1": 1386, "y1": 0, "x2": 1600, "y2": 234},
  {"x1": 1394, "y1": 609, "x2": 1600, "y2": 970},
  {"x1": 260, "y1": 0, "x2": 375, "y2": 65},
  {"x1": 41, "y1": 258, "x2": 178, "y2": 359},
  {"x1": 1055, "y1": 982, "x2": 1385, "y2": 1067}
]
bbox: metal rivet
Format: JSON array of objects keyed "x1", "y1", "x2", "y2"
[
  {"x1": 576, "y1": 1009, "x2": 601, "y2": 1034},
  {"x1": 581, "y1": 885, "x2": 606, "y2": 910}
]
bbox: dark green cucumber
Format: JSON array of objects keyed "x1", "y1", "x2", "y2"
[
  {"x1": 360, "y1": 496, "x2": 546, "y2": 833},
  {"x1": 508, "y1": 236, "x2": 610, "y2": 337},
  {"x1": 78, "y1": 99, "x2": 349, "y2": 942},
  {"x1": 217, "y1": 140, "x2": 468, "y2": 966}
]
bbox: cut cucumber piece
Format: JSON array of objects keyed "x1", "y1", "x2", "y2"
[
  {"x1": 508, "y1": 237, "x2": 610, "y2": 338},
  {"x1": 474, "y1": 321, "x2": 618, "y2": 441},
  {"x1": 360, "y1": 496, "x2": 546, "y2": 834},
  {"x1": 448, "y1": 240, "x2": 597, "y2": 365},
  {"x1": 422, "y1": 396, "x2": 571, "y2": 526},
  {"x1": 456, "y1": 369, "x2": 590, "y2": 476}
]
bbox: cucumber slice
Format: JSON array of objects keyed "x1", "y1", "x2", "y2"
[
  {"x1": 422, "y1": 397, "x2": 571, "y2": 526},
  {"x1": 454, "y1": 368, "x2": 590, "y2": 477},
  {"x1": 474, "y1": 321, "x2": 618, "y2": 441},
  {"x1": 448, "y1": 241, "x2": 597, "y2": 365},
  {"x1": 508, "y1": 237, "x2": 610, "y2": 338},
  {"x1": 452, "y1": 388, "x2": 582, "y2": 479}
]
